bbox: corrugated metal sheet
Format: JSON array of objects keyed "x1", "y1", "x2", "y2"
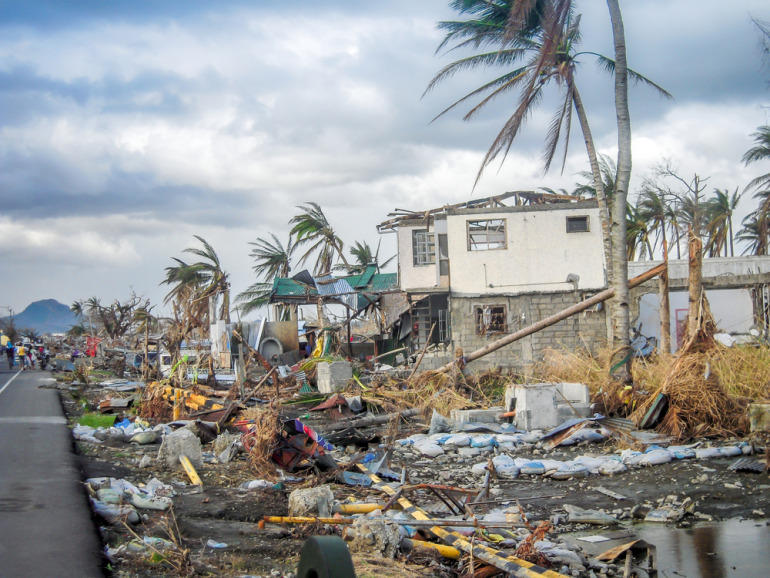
[{"x1": 315, "y1": 274, "x2": 358, "y2": 310}]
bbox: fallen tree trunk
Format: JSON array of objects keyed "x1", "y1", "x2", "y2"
[
  {"x1": 437, "y1": 264, "x2": 666, "y2": 373},
  {"x1": 321, "y1": 407, "x2": 422, "y2": 432}
]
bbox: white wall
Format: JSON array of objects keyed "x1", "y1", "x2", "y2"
[
  {"x1": 445, "y1": 204, "x2": 605, "y2": 295},
  {"x1": 397, "y1": 224, "x2": 439, "y2": 291},
  {"x1": 637, "y1": 288, "x2": 755, "y2": 352}
]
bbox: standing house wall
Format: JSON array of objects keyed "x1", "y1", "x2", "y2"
[
  {"x1": 450, "y1": 292, "x2": 607, "y2": 371},
  {"x1": 397, "y1": 223, "x2": 439, "y2": 291},
  {"x1": 446, "y1": 202, "x2": 605, "y2": 296}
]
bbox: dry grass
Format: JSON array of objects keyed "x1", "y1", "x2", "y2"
[
  {"x1": 631, "y1": 351, "x2": 751, "y2": 439},
  {"x1": 365, "y1": 370, "x2": 493, "y2": 417},
  {"x1": 533, "y1": 342, "x2": 770, "y2": 440},
  {"x1": 239, "y1": 406, "x2": 281, "y2": 481}
]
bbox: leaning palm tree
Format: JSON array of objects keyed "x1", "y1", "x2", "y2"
[
  {"x1": 162, "y1": 236, "x2": 231, "y2": 324},
  {"x1": 334, "y1": 239, "x2": 396, "y2": 275},
  {"x1": 742, "y1": 125, "x2": 770, "y2": 192},
  {"x1": 626, "y1": 204, "x2": 653, "y2": 261},
  {"x1": 637, "y1": 187, "x2": 668, "y2": 258},
  {"x1": 705, "y1": 188, "x2": 741, "y2": 257},
  {"x1": 573, "y1": 153, "x2": 617, "y2": 203},
  {"x1": 289, "y1": 202, "x2": 350, "y2": 275},
  {"x1": 235, "y1": 282, "x2": 276, "y2": 317},
  {"x1": 249, "y1": 233, "x2": 295, "y2": 280},
  {"x1": 427, "y1": 0, "x2": 668, "y2": 366}
]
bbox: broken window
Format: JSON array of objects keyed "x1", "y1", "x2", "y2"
[
  {"x1": 412, "y1": 230, "x2": 435, "y2": 266},
  {"x1": 474, "y1": 305, "x2": 507, "y2": 335},
  {"x1": 566, "y1": 215, "x2": 590, "y2": 233},
  {"x1": 467, "y1": 219, "x2": 506, "y2": 250}
]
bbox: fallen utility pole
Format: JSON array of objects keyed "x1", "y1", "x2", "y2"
[{"x1": 437, "y1": 264, "x2": 666, "y2": 373}]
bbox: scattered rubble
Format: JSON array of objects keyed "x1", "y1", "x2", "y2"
[{"x1": 47, "y1": 312, "x2": 769, "y2": 577}]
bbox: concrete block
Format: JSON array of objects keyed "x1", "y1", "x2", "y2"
[
  {"x1": 289, "y1": 485, "x2": 334, "y2": 517},
  {"x1": 504, "y1": 382, "x2": 591, "y2": 431},
  {"x1": 317, "y1": 361, "x2": 353, "y2": 394},
  {"x1": 451, "y1": 407, "x2": 504, "y2": 424},
  {"x1": 157, "y1": 428, "x2": 202, "y2": 469}
]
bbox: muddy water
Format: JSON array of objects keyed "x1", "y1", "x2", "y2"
[{"x1": 632, "y1": 519, "x2": 770, "y2": 577}]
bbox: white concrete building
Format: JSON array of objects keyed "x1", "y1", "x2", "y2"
[{"x1": 379, "y1": 192, "x2": 609, "y2": 369}]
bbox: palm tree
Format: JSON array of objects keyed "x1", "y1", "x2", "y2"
[
  {"x1": 249, "y1": 233, "x2": 295, "y2": 280},
  {"x1": 637, "y1": 187, "x2": 668, "y2": 258},
  {"x1": 426, "y1": 3, "x2": 614, "y2": 267},
  {"x1": 573, "y1": 153, "x2": 617, "y2": 202},
  {"x1": 334, "y1": 239, "x2": 396, "y2": 275},
  {"x1": 737, "y1": 212, "x2": 769, "y2": 256},
  {"x1": 235, "y1": 282, "x2": 275, "y2": 317},
  {"x1": 427, "y1": 0, "x2": 667, "y2": 363},
  {"x1": 705, "y1": 188, "x2": 741, "y2": 257},
  {"x1": 235, "y1": 233, "x2": 295, "y2": 318},
  {"x1": 289, "y1": 202, "x2": 350, "y2": 275},
  {"x1": 162, "y1": 236, "x2": 230, "y2": 324},
  {"x1": 626, "y1": 203, "x2": 653, "y2": 261},
  {"x1": 742, "y1": 125, "x2": 770, "y2": 192},
  {"x1": 184, "y1": 236, "x2": 231, "y2": 323}
]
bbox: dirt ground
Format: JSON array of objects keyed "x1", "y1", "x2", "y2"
[{"x1": 59, "y1": 380, "x2": 769, "y2": 577}]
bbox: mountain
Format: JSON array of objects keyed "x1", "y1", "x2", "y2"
[{"x1": 1, "y1": 299, "x2": 77, "y2": 334}]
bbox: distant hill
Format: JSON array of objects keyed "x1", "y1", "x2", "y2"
[{"x1": 1, "y1": 299, "x2": 77, "y2": 334}]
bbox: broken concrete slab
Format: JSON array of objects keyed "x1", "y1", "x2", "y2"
[
  {"x1": 505, "y1": 382, "x2": 591, "y2": 431},
  {"x1": 450, "y1": 407, "x2": 504, "y2": 424},
  {"x1": 157, "y1": 428, "x2": 202, "y2": 469},
  {"x1": 317, "y1": 361, "x2": 353, "y2": 394},
  {"x1": 288, "y1": 485, "x2": 334, "y2": 517}
]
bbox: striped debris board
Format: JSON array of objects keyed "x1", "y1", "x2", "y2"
[{"x1": 357, "y1": 464, "x2": 566, "y2": 578}]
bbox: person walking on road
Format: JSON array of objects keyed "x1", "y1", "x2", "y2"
[
  {"x1": 5, "y1": 341, "x2": 14, "y2": 369},
  {"x1": 17, "y1": 342, "x2": 28, "y2": 370}
]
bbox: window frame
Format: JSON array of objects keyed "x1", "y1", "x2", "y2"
[
  {"x1": 474, "y1": 304, "x2": 508, "y2": 335},
  {"x1": 566, "y1": 215, "x2": 590, "y2": 233},
  {"x1": 467, "y1": 218, "x2": 507, "y2": 251},
  {"x1": 412, "y1": 229, "x2": 436, "y2": 266}
]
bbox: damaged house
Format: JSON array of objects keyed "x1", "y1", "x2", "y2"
[{"x1": 378, "y1": 191, "x2": 609, "y2": 370}]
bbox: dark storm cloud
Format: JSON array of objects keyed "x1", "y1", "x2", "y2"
[{"x1": 0, "y1": 147, "x2": 259, "y2": 226}]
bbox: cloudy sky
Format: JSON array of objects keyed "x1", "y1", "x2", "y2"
[{"x1": 1, "y1": 0, "x2": 768, "y2": 319}]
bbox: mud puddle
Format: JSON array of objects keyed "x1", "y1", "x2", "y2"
[{"x1": 633, "y1": 518, "x2": 770, "y2": 577}]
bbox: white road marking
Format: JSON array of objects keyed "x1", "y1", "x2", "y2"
[
  {"x1": 0, "y1": 416, "x2": 67, "y2": 425},
  {"x1": 0, "y1": 370, "x2": 22, "y2": 396}
]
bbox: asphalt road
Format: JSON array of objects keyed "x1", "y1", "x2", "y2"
[{"x1": 0, "y1": 365, "x2": 103, "y2": 577}]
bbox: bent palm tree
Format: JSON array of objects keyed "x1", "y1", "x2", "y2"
[
  {"x1": 743, "y1": 125, "x2": 770, "y2": 192},
  {"x1": 637, "y1": 187, "x2": 668, "y2": 258},
  {"x1": 289, "y1": 202, "x2": 350, "y2": 275},
  {"x1": 162, "y1": 236, "x2": 231, "y2": 324},
  {"x1": 705, "y1": 188, "x2": 741, "y2": 257},
  {"x1": 334, "y1": 239, "x2": 396, "y2": 275},
  {"x1": 236, "y1": 233, "x2": 295, "y2": 318},
  {"x1": 249, "y1": 233, "x2": 295, "y2": 280},
  {"x1": 427, "y1": 1, "x2": 668, "y2": 352}
]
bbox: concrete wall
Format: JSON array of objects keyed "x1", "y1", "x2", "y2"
[
  {"x1": 628, "y1": 255, "x2": 770, "y2": 280},
  {"x1": 635, "y1": 288, "x2": 755, "y2": 353},
  {"x1": 446, "y1": 202, "x2": 605, "y2": 296},
  {"x1": 397, "y1": 223, "x2": 438, "y2": 291},
  {"x1": 450, "y1": 292, "x2": 607, "y2": 371}
]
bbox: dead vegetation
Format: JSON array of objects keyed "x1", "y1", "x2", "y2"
[
  {"x1": 238, "y1": 406, "x2": 281, "y2": 480},
  {"x1": 533, "y1": 342, "x2": 769, "y2": 440}
]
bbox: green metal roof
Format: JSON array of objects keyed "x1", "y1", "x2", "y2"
[{"x1": 270, "y1": 266, "x2": 399, "y2": 307}]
